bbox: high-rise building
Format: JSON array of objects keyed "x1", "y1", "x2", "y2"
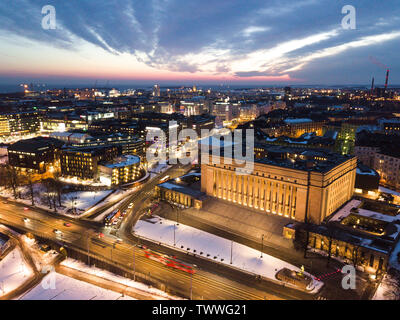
[{"x1": 153, "y1": 84, "x2": 161, "y2": 97}]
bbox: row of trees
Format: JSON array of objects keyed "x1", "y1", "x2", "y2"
[
  {"x1": 0, "y1": 165, "x2": 64, "y2": 211},
  {"x1": 293, "y1": 225, "x2": 363, "y2": 268}
]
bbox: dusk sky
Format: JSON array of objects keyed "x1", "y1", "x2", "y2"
[{"x1": 0, "y1": 0, "x2": 399, "y2": 86}]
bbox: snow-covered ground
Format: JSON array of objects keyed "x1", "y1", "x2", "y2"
[
  {"x1": 62, "y1": 190, "x2": 113, "y2": 214},
  {"x1": 379, "y1": 186, "x2": 400, "y2": 197},
  {"x1": 0, "y1": 248, "x2": 34, "y2": 297},
  {"x1": 373, "y1": 273, "x2": 400, "y2": 300},
  {"x1": 0, "y1": 185, "x2": 112, "y2": 219},
  {"x1": 19, "y1": 272, "x2": 135, "y2": 300},
  {"x1": 61, "y1": 259, "x2": 183, "y2": 300},
  {"x1": 21, "y1": 235, "x2": 59, "y2": 271},
  {"x1": 90, "y1": 187, "x2": 141, "y2": 222},
  {"x1": 133, "y1": 215, "x2": 323, "y2": 292}
]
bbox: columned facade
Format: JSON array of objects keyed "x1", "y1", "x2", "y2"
[{"x1": 201, "y1": 155, "x2": 357, "y2": 224}]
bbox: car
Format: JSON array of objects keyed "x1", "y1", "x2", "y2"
[
  {"x1": 23, "y1": 207, "x2": 29, "y2": 211},
  {"x1": 64, "y1": 222, "x2": 72, "y2": 227},
  {"x1": 23, "y1": 217, "x2": 30, "y2": 222},
  {"x1": 128, "y1": 203, "x2": 134, "y2": 209},
  {"x1": 97, "y1": 232, "x2": 104, "y2": 238},
  {"x1": 122, "y1": 210, "x2": 127, "y2": 216},
  {"x1": 116, "y1": 238, "x2": 123, "y2": 243},
  {"x1": 53, "y1": 229, "x2": 62, "y2": 235}
]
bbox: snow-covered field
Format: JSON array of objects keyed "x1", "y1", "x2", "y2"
[
  {"x1": 0, "y1": 248, "x2": 34, "y2": 297},
  {"x1": 61, "y1": 259, "x2": 182, "y2": 300},
  {"x1": 133, "y1": 215, "x2": 323, "y2": 292},
  {"x1": 0, "y1": 185, "x2": 112, "y2": 219},
  {"x1": 19, "y1": 272, "x2": 135, "y2": 300},
  {"x1": 62, "y1": 190, "x2": 113, "y2": 214}
]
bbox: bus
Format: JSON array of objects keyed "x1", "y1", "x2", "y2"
[
  {"x1": 143, "y1": 249, "x2": 195, "y2": 274},
  {"x1": 159, "y1": 175, "x2": 170, "y2": 183},
  {"x1": 104, "y1": 209, "x2": 121, "y2": 227}
]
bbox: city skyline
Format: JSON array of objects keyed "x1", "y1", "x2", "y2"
[{"x1": 0, "y1": 0, "x2": 400, "y2": 85}]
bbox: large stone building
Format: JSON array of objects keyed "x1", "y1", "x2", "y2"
[
  {"x1": 201, "y1": 146, "x2": 357, "y2": 224},
  {"x1": 8, "y1": 136, "x2": 64, "y2": 173}
]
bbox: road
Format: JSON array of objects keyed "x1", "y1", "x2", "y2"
[{"x1": 0, "y1": 164, "x2": 315, "y2": 300}]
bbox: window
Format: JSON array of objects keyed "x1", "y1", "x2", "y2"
[{"x1": 369, "y1": 254, "x2": 374, "y2": 267}]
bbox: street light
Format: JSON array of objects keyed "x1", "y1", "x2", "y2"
[
  {"x1": 230, "y1": 240, "x2": 233, "y2": 264},
  {"x1": 173, "y1": 223, "x2": 176, "y2": 247},
  {"x1": 87, "y1": 231, "x2": 91, "y2": 265},
  {"x1": 260, "y1": 234, "x2": 264, "y2": 259},
  {"x1": 190, "y1": 272, "x2": 193, "y2": 300}
]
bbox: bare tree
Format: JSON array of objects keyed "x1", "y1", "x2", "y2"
[
  {"x1": 26, "y1": 171, "x2": 35, "y2": 206},
  {"x1": 7, "y1": 165, "x2": 20, "y2": 199},
  {"x1": 52, "y1": 170, "x2": 63, "y2": 207}
]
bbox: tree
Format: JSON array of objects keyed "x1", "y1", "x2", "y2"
[
  {"x1": 53, "y1": 170, "x2": 63, "y2": 207},
  {"x1": 26, "y1": 171, "x2": 35, "y2": 206},
  {"x1": 325, "y1": 225, "x2": 337, "y2": 267},
  {"x1": 7, "y1": 165, "x2": 20, "y2": 199},
  {"x1": 293, "y1": 228, "x2": 308, "y2": 252}
]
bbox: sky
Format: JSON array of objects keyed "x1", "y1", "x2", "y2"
[{"x1": 0, "y1": 0, "x2": 399, "y2": 86}]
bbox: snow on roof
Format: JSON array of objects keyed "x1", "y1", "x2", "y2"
[
  {"x1": 199, "y1": 135, "x2": 237, "y2": 148},
  {"x1": 379, "y1": 186, "x2": 400, "y2": 197},
  {"x1": 356, "y1": 168, "x2": 378, "y2": 176},
  {"x1": 284, "y1": 118, "x2": 312, "y2": 124},
  {"x1": 329, "y1": 199, "x2": 362, "y2": 222},
  {"x1": 103, "y1": 155, "x2": 140, "y2": 168},
  {"x1": 330, "y1": 199, "x2": 400, "y2": 224}
]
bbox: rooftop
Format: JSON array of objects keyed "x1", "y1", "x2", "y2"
[
  {"x1": 102, "y1": 155, "x2": 140, "y2": 168},
  {"x1": 9, "y1": 136, "x2": 64, "y2": 152},
  {"x1": 253, "y1": 144, "x2": 354, "y2": 173},
  {"x1": 158, "y1": 180, "x2": 206, "y2": 200}
]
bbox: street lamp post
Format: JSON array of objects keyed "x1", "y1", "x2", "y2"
[
  {"x1": 260, "y1": 234, "x2": 264, "y2": 259},
  {"x1": 87, "y1": 232, "x2": 90, "y2": 266},
  {"x1": 133, "y1": 245, "x2": 136, "y2": 282},
  {"x1": 173, "y1": 223, "x2": 176, "y2": 247},
  {"x1": 230, "y1": 240, "x2": 233, "y2": 264},
  {"x1": 190, "y1": 272, "x2": 193, "y2": 300}
]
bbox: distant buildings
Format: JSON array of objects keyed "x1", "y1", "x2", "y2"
[
  {"x1": 153, "y1": 84, "x2": 160, "y2": 97},
  {"x1": 0, "y1": 111, "x2": 41, "y2": 136}
]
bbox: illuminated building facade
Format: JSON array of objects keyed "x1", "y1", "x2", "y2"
[
  {"x1": 60, "y1": 146, "x2": 118, "y2": 180},
  {"x1": 0, "y1": 111, "x2": 41, "y2": 136},
  {"x1": 201, "y1": 147, "x2": 356, "y2": 224},
  {"x1": 98, "y1": 155, "x2": 142, "y2": 186},
  {"x1": 8, "y1": 137, "x2": 64, "y2": 173},
  {"x1": 282, "y1": 119, "x2": 325, "y2": 138}
]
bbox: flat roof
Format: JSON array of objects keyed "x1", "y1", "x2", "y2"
[
  {"x1": 102, "y1": 155, "x2": 140, "y2": 168},
  {"x1": 158, "y1": 181, "x2": 206, "y2": 199}
]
